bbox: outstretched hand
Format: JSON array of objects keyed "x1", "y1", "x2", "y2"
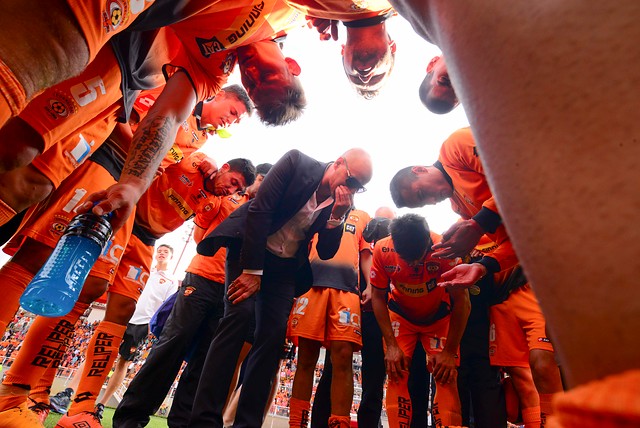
[
  {"x1": 77, "y1": 182, "x2": 143, "y2": 234},
  {"x1": 432, "y1": 219, "x2": 484, "y2": 259},
  {"x1": 307, "y1": 16, "x2": 339, "y2": 41},
  {"x1": 438, "y1": 263, "x2": 487, "y2": 290}
]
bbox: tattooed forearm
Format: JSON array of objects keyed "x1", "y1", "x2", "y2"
[{"x1": 124, "y1": 115, "x2": 175, "y2": 181}]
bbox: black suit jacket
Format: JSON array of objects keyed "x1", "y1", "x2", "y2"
[{"x1": 197, "y1": 150, "x2": 344, "y2": 288}]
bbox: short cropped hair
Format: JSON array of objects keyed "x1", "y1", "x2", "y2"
[
  {"x1": 222, "y1": 84, "x2": 254, "y2": 117},
  {"x1": 389, "y1": 167, "x2": 418, "y2": 208},
  {"x1": 418, "y1": 72, "x2": 456, "y2": 114},
  {"x1": 226, "y1": 158, "x2": 257, "y2": 188},
  {"x1": 390, "y1": 214, "x2": 432, "y2": 263},
  {"x1": 255, "y1": 163, "x2": 273, "y2": 176},
  {"x1": 157, "y1": 244, "x2": 174, "y2": 255},
  {"x1": 254, "y1": 80, "x2": 306, "y2": 126}
]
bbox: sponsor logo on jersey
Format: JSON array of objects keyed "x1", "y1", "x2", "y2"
[
  {"x1": 395, "y1": 282, "x2": 427, "y2": 297},
  {"x1": 178, "y1": 175, "x2": 193, "y2": 187},
  {"x1": 426, "y1": 278, "x2": 437, "y2": 292},
  {"x1": 345, "y1": 223, "x2": 356, "y2": 234},
  {"x1": 538, "y1": 337, "x2": 551, "y2": 343},
  {"x1": 45, "y1": 91, "x2": 77, "y2": 119},
  {"x1": 183, "y1": 286, "x2": 196, "y2": 297},
  {"x1": 124, "y1": 265, "x2": 149, "y2": 287},
  {"x1": 350, "y1": 0, "x2": 368, "y2": 12},
  {"x1": 220, "y1": 52, "x2": 237, "y2": 75},
  {"x1": 168, "y1": 145, "x2": 184, "y2": 164},
  {"x1": 384, "y1": 265, "x2": 400, "y2": 273},
  {"x1": 103, "y1": 0, "x2": 129, "y2": 33},
  {"x1": 164, "y1": 189, "x2": 195, "y2": 220},
  {"x1": 196, "y1": 36, "x2": 226, "y2": 58},
  {"x1": 426, "y1": 262, "x2": 440, "y2": 274}
]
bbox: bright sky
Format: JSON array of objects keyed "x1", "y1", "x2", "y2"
[{"x1": 164, "y1": 15, "x2": 471, "y2": 276}]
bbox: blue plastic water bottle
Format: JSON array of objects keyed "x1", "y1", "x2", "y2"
[{"x1": 19, "y1": 212, "x2": 113, "y2": 316}]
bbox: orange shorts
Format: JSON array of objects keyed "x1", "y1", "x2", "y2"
[
  {"x1": 108, "y1": 233, "x2": 155, "y2": 301},
  {"x1": 489, "y1": 284, "x2": 555, "y2": 368},
  {"x1": 66, "y1": 0, "x2": 155, "y2": 62},
  {"x1": 31, "y1": 112, "x2": 119, "y2": 189},
  {"x1": 388, "y1": 310, "x2": 459, "y2": 367},
  {"x1": 14, "y1": 159, "x2": 133, "y2": 283},
  {"x1": 18, "y1": 46, "x2": 122, "y2": 155},
  {"x1": 288, "y1": 287, "x2": 363, "y2": 349},
  {"x1": 0, "y1": 56, "x2": 27, "y2": 117}
]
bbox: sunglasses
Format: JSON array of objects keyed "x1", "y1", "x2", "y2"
[{"x1": 344, "y1": 158, "x2": 366, "y2": 193}]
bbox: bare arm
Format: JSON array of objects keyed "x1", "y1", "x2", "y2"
[
  {"x1": 431, "y1": 288, "x2": 470, "y2": 384},
  {"x1": 79, "y1": 72, "x2": 197, "y2": 232},
  {"x1": 359, "y1": 249, "x2": 373, "y2": 307},
  {"x1": 372, "y1": 286, "x2": 409, "y2": 382}
]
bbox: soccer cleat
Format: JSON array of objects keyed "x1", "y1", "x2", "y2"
[
  {"x1": 56, "y1": 404, "x2": 105, "y2": 428},
  {"x1": 49, "y1": 388, "x2": 74, "y2": 414},
  {"x1": 28, "y1": 398, "x2": 50, "y2": 424},
  {"x1": 0, "y1": 402, "x2": 45, "y2": 428}
]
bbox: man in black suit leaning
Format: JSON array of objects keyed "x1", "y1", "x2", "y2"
[{"x1": 193, "y1": 148, "x2": 373, "y2": 427}]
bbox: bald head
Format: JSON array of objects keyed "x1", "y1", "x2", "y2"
[
  {"x1": 375, "y1": 206, "x2": 396, "y2": 219},
  {"x1": 342, "y1": 148, "x2": 373, "y2": 187},
  {"x1": 321, "y1": 148, "x2": 373, "y2": 198}
]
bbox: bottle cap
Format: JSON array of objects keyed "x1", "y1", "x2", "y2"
[{"x1": 66, "y1": 213, "x2": 113, "y2": 249}]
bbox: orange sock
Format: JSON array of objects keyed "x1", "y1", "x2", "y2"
[
  {"x1": 0, "y1": 261, "x2": 34, "y2": 333},
  {"x1": 385, "y1": 374, "x2": 412, "y2": 427},
  {"x1": 67, "y1": 321, "x2": 126, "y2": 416},
  {"x1": 553, "y1": 369, "x2": 640, "y2": 428},
  {"x1": 433, "y1": 380, "x2": 462, "y2": 427},
  {"x1": 328, "y1": 414, "x2": 350, "y2": 427},
  {"x1": 0, "y1": 302, "x2": 87, "y2": 411},
  {"x1": 539, "y1": 393, "x2": 557, "y2": 427},
  {"x1": 29, "y1": 365, "x2": 59, "y2": 405},
  {"x1": 0, "y1": 197, "x2": 17, "y2": 227},
  {"x1": 522, "y1": 406, "x2": 542, "y2": 428},
  {"x1": 288, "y1": 397, "x2": 311, "y2": 428}
]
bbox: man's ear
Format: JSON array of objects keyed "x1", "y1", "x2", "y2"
[
  {"x1": 284, "y1": 57, "x2": 302, "y2": 76},
  {"x1": 219, "y1": 163, "x2": 230, "y2": 173},
  {"x1": 215, "y1": 90, "x2": 226, "y2": 100},
  {"x1": 426, "y1": 55, "x2": 441, "y2": 73},
  {"x1": 389, "y1": 39, "x2": 397, "y2": 54}
]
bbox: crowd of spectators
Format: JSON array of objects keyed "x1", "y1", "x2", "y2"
[{"x1": 1, "y1": 311, "x2": 378, "y2": 420}]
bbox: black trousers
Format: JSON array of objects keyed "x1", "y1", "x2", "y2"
[
  {"x1": 357, "y1": 310, "x2": 386, "y2": 428},
  {"x1": 112, "y1": 273, "x2": 225, "y2": 428},
  {"x1": 408, "y1": 342, "x2": 430, "y2": 428},
  {"x1": 457, "y1": 293, "x2": 507, "y2": 428},
  {"x1": 189, "y1": 251, "x2": 297, "y2": 428}
]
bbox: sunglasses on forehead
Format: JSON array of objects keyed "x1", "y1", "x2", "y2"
[{"x1": 344, "y1": 158, "x2": 366, "y2": 194}]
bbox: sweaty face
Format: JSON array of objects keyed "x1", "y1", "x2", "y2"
[
  {"x1": 238, "y1": 43, "x2": 294, "y2": 104},
  {"x1": 343, "y1": 37, "x2": 393, "y2": 92},
  {"x1": 400, "y1": 172, "x2": 452, "y2": 208},
  {"x1": 210, "y1": 170, "x2": 246, "y2": 196},
  {"x1": 201, "y1": 96, "x2": 248, "y2": 133}
]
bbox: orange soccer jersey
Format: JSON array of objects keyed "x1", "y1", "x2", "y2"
[
  {"x1": 162, "y1": 0, "x2": 306, "y2": 101},
  {"x1": 370, "y1": 233, "x2": 458, "y2": 324},
  {"x1": 18, "y1": 45, "x2": 123, "y2": 156},
  {"x1": 65, "y1": 0, "x2": 157, "y2": 62},
  {"x1": 285, "y1": 0, "x2": 393, "y2": 21},
  {"x1": 308, "y1": 208, "x2": 372, "y2": 293},
  {"x1": 135, "y1": 151, "x2": 223, "y2": 238},
  {"x1": 188, "y1": 193, "x2": 250, "y2": 283},
  {"x1": 438, "y1": 127, "x2": 517, "y2": 271}
]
